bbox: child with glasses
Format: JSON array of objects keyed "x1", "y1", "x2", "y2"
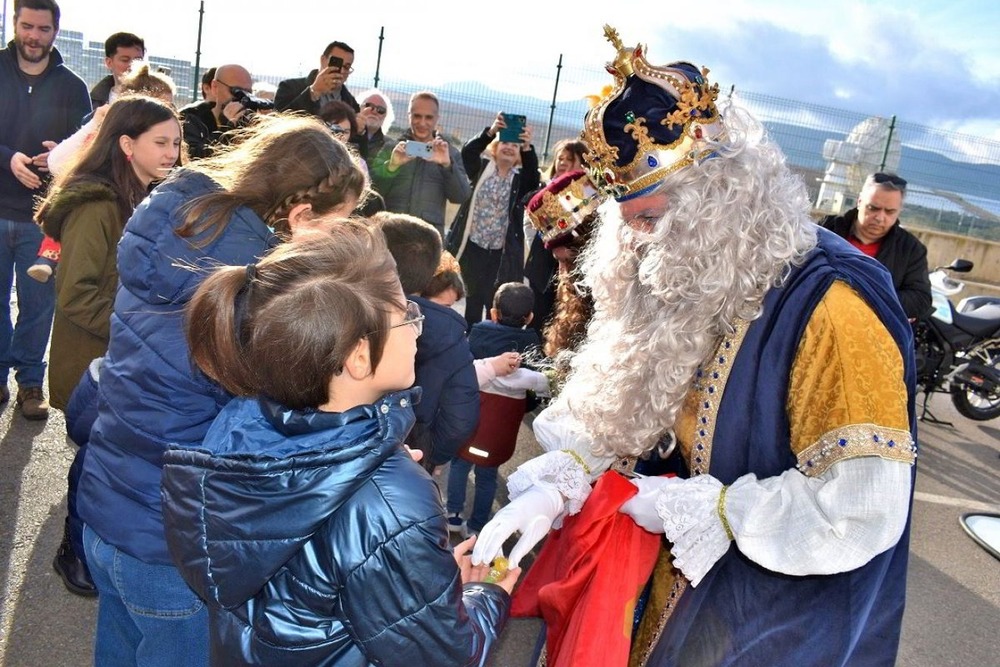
[
  {"x1": 372, "y1": 211, "x2": 482, "y2": 472},
  {"x1": 161, "y1": 223, "x2": 519, "y2": 666}
]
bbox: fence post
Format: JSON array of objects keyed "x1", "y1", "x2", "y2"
[
  {"x1": 192, "y1": 0, "x2": 205, "y2": 103},
  {"x1": 374, "y1": 26, "x2": 385, "y2": 88},
  {"x1": 880, "y1": 114, "x2": 897, "y2": 172},
  {"x1": 542, "y1": 54, "x2": 564, "y2": 164}
]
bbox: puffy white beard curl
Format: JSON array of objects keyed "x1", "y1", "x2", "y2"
[{"x1": 555, "y1": 105, "x2": 819, "y2": 458}]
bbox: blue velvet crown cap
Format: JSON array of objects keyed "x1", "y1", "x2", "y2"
[{"x1": 582, "y1": 26, "x2": 726, "y2": 201}]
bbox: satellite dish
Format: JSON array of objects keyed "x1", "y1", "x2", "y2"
[{"x1": 816, "y1": 116, "x2": 902, "y2": 214}]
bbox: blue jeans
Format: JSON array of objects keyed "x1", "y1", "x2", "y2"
[
  {"x1": 84, "y1": 524, "x2": 208, "y2": 667},
  {"x1": 0, "y1": 218, "x2": 54, "y2": 387},
  {"x1": 446, "y1": 457, "x2": 499, "y2": 533}
]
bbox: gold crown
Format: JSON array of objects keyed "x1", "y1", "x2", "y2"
[
  {"x1": 581, "y1": 26, "x2": 725, "y2": 201},
  {"x1": 527, "y1": 172, "x2": 601, "y2": 246}
]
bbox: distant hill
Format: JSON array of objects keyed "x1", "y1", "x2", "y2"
[
  {"x1": 376, "y1": 79, "x2": 1000, "y2": 207},
  {"x1": 762, "y1": 122, "x2": 1000, "y2": 204}
]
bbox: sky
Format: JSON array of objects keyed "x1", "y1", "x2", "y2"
[{"x1": 4, "y1": 0, "x2": 1000, "y2": 141}]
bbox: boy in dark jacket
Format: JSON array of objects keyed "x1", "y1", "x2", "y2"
[
  {"x1": 447, "y1": 283, "x2": 548, "y2": 535},
  {"x1": 373, "y1": 212, "x2": 479, "y2": 469}
]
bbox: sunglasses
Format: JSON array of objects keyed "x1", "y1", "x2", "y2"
[
  {"x1": 872, "y1": 172, "x2": 907, "y2": 190},
  {"x1": 363, "y1": 101, "x2": 387, "y2": 115}
]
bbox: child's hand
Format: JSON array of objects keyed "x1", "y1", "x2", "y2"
[
  {"x1": 453, "y1": 535, "x2": 480, "y2": 584},
  {"x1": 403, "y1": 445, "x2": 424, "y2": 463},
  {"x1": 454, "y1": 536, "x2": 522, "y2": 593},
  {"x1": 489, "y1": 352, "x2": 520, "y2": 377}
]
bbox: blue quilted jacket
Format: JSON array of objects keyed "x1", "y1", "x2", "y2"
[
  {"x1": 161, "y1": 391, "x2": 510, "y2": 666},
  {"x1": 77, "y1": 169, "x2": 279, "y2": 564}
]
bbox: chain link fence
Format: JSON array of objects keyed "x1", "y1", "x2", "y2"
[{"x1": 53, "y1": 28, "x2": 1000, "y2": 242}]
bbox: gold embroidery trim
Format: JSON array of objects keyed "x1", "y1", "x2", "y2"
[
  {"x1": 636, "y1": 570, "x2": 688, "y2": 667},
  {"x1": 717, "y1": 485, "x2": 734, "y2": 541},
  {"x1": 796, "y1": 423, "x2": 916, "y2": 477},
  {"x1": 561, "y1": 449, "x2": 592, "y2": 476},
  {"x1": 689, "y1": 320, "x2": 751, "y2": 477}
]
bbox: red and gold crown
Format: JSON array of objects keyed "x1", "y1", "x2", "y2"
[
  {"x1": 582, "y1": 26, "x2": 725, "y2": 201},
  {"x1": 527, "y1": 170, "x2": 601, "y2": 248}
]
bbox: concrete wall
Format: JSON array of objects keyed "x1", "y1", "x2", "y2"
[{"x1": 909, "y1": 227, "x2": 1000, "y2": 299}]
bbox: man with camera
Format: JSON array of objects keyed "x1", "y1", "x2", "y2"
[
  {"x1": 275, "y1": 41, "x2": 360, "y2": 117},
  {"x1": 371, "y1": 91, "x2": 471, "y2": 237},
  {"x1": 179, "y1": 64, "x2": 254, "y2": 159}
]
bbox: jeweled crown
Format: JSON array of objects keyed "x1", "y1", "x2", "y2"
[
  {"x1": 581, "y1": 26, "x2": 725, "y2": 201},
  {"x1": 527, "y1": 170, "x2": 601, "y2": 248}
]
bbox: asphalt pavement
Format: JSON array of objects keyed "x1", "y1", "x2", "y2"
[{"x1": 1, "y1": 376, "x2": 998, "y2": 666}]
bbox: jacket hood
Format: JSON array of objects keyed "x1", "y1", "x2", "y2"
[
  {"x1": 411, "y1": 295, "x2": 469, "y2": 361},
  {"x1": 40, "y1": 179, "x2": 119, "y2": 242},
  {"x1": 117, "y1": 169, "x2": 277, "y2": 306},
  {"x1": 161, "y1": 389, "x2": 418, "y2": 608},
  {"x1": 469, "y1": 320, "x2": 540, "y2": 358}
]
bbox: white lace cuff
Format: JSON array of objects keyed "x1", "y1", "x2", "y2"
[
  {"x1": 653, "y1": 474, "x2": 731, "y2": 587},
  {"x1": 508, "y1": 450, "x2": 592, "y2": 522}
]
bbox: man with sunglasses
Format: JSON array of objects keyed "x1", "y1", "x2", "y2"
[
  {"x1": 179, "y1": 63, "x2": 253, "y2": 159},
  {"x1": 821, "y1": 172, "x2": 932, "y2": 319},
  {"x1": 358, "y1": 90, "x2": 393, "y2": 159}
]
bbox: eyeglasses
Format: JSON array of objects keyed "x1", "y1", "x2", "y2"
[
  {"x1": 871, "y1": 173, "x2": 907, "y2": 190},
  {"x1": 363, "y1": 101, "x2": 387, "y2": 115},
  {"x1": 328, "y1": 124, "x2": 349, "y2": 135},
  {"x1": 384, "y1": 300, "x2": 424, "y2": 337}
]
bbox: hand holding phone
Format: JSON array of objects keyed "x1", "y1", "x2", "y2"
[
  {"x1": 405, "y1": 141, "x2": 434, "y2": 159},
  {"x1": 499, "y1": 113, "x2": 526, "y2": 143}
]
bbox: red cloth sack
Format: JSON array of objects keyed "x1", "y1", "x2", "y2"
[{"x1": 511, "y1": 471, "x2": 662, "y2": 667}]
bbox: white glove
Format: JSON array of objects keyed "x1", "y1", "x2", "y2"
[
  {"x1": 619, "y1": 475, "x2": 680, "y2": 533},
  {"x1": 620, "y1": 474, "x2": 732, "y2": 587},
  {"x1": 472, "y1": 483, "x2": 564, "y2": 568}
]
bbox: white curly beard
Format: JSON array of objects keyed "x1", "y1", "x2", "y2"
[{"x1": 553, "y1": 107, "x2": 817, "y2": 458}]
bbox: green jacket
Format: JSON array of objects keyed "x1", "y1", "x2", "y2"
[{"x1": 42, "y1": 180, "x2": 124, "y2": 410}]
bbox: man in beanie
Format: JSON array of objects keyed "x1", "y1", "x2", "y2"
[{"x1": 474, "y1": 26, "x2": 916, "y2": 666}]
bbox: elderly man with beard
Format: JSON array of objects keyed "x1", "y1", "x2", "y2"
[{"x1": 474, "y1": 27, "x2": 917, "y2": 667}]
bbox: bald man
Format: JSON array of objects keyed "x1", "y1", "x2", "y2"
[{"x1": 179, "y1": 64, "x2": 253, "y2": 158}]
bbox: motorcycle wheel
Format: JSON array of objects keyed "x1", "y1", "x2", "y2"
[{"x1": 950, "y1": 346, "x2": 1000, "y2": 421}]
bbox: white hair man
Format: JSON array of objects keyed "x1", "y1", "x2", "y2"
[{"x1": 474, "y1": 26, "x2": 917, "y2": 667}]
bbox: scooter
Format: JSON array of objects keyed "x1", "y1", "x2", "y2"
[{"x1": 913, "y1": 259, "x2": 1000, "y2": 423}]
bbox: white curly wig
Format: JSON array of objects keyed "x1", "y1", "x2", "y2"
[{"x1": 555, "y1": 102, "x2": 818, "y2": 458}]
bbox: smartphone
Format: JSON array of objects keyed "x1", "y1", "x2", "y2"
[
  {"x1": 499, "y1": 113, "x2": 526, "y2": 143},
  {"x1": 328, "y1": 55, "x2": 344, "y2": 70},
  {"x1": 405, "y1": 141, "x2": 434, "y2": 159}
]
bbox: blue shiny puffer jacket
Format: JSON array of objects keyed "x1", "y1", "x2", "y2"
[
  {"x1": 161, "y1": 390, "x2": 511, "y2": 667},
  {"x1": 77, "y1": 168, "x2": 279, "y2": 565}
]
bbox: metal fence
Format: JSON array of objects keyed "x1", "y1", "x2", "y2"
[{"x1": 53, "y1": 28, "x2": 1000, "y2": 242}]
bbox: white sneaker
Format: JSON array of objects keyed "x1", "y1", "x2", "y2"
[
  {"x1": 446, "y1": 513, "x2": 467, "y2": 537},
  {"x1": 27, "y1": 264, "x2": 53, "y2": 283}
]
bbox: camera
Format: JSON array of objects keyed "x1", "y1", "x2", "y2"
[{"x1": 230, "y1": 87, "x2": 275, "y2": 112}]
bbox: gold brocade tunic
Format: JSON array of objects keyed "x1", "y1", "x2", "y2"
[{"x1": 628, "y1": 280, "x2": 914, "y2": 667}]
